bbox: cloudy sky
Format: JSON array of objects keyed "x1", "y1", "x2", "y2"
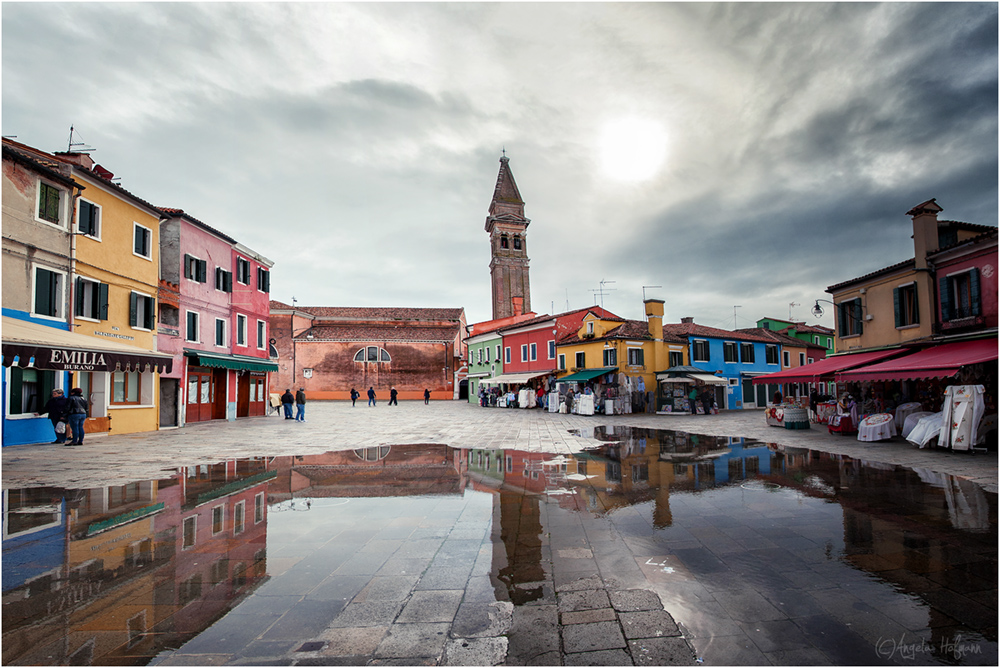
[{"x1": 4, "y1": 3, "x2": 997, "y2": 330}]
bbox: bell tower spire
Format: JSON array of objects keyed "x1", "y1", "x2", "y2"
[{"x1": 486, "y1": 153, "x2": 531, "y2": 319}]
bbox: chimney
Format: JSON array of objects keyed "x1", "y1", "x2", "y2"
[
  {"x1": 55, "y1": 151, "x2": 95, "y2": 170},
  {"x1": 681, "y1": 316, "x2": 695, "y2": 324},
  {"x1": 907, "y1": 199, "x2": 942, "y2": 269},
  {"x1": 512, "y1": 297, "x2": 523, "y2": 317},
  {"x1": 644, "y1": 299, "x2": 664, "y2": 340}
]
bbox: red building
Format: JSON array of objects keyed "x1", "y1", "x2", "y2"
[{"x1": 269, "y1": 302, "x2": 467, "y2": 401}]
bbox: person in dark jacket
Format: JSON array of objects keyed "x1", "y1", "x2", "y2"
[
  {"x1": 701, "y1": 390, "x2": 714, "y2": 416},
  {"x1": 367, "y1": 387, "x2": 376, "y2": 406},
  {"x1": 66, "y1": 388, "x2": 89, "y2": 446},
  {"x1": 43, "y1": 388, "x2": 70, "y2": 444},
  {"x1": 295, "y1": 388, "x2": 307, "y2": 422},
  {"x1": 281, "y1": 389, "x2": 294, "y2": 419},
  {"x1": 389, "y1": 387, "x2": 398, "y2": 406},
  {"x1": 424, "y1": 389, "x2": 431, "y2": 405},
  {"x1": 351, "y1": 388, "x2": 360, "y2": 407}
]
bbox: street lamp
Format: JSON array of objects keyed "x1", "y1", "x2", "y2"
[{"x1": 811, "y1": 299, "x2": 835, "y2": 318}]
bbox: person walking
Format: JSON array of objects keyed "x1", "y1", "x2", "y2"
[
  {"x1": 701, "y1": 390, "x2": 714, "y2": 416},
  {"x1": 424, "y1": 388, "x2": 430, "y2": 405},
  {"x1": 43, "y1": 388, "x2": 70, "y2": 444},
  {"x1": 688, "y1": 386, "x2": 699, "y2": 414},
  {"x1": 389, "y1": 387, "x2": 398, "y2": 406},
  {"x1": 281, "y1": 389, "x2": 294, "y2": 419},
  {"x1": 66, "y1": 388, "x2": 88, "y2": 446},
  {"x1": 351, "y1": 388, "x2": 360, "y2": 407},
  {"x1": 367, "y1": 387, "x2": 376, "y2": 406},
  {"x1": 295, "y1": 388, "x2": 307, "y2": 422}
]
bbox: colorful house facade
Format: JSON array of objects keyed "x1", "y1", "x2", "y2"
[
  {"x1": 663, "y1": 319, "x2": 780, "y2": 409},
  {"x1": 157, "y1": 210, "x2": 277, "y2": 427}
]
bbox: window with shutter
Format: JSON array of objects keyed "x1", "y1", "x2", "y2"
[
  {"x1": 79, "y1": 200, "x2": 100, "y2": 236},
  {"x1": 133, "y1": 224, "x2": 152, "y2": 258},
  {"x1": 33, "y1": 267, "x2": 62, "y2": 317},
  {"x1": 38, "y1": 182, "x2": 61, "y2": 224}
]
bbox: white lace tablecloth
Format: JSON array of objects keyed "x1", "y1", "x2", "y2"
[
  {"x1": 906, "y1": 412, "x2": 943, "y2": 448},
  {"x1": 901, "y1": 411, "x2": 934, "y2": 439},
  {"x1": 858, "y1": 413, "x2": 896, "y2": 442},
  {"x1": 894, "y1": 402, "x2": 924, "y2": 431}
]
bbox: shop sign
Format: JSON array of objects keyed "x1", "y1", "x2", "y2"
[{"x1": 48, "y1": 349, "x2": 107, "y2": 371}]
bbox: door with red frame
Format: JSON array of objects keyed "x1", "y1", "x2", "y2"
[
  {"x1": 237, "y1": 374, "x2": 250, "y2": 418},
  {"x1": 249, "y1": 375, "x2": 266, "y2": 416},
  {"x1": 187, "y1": 367, "x2": 227, "y2": 422}
]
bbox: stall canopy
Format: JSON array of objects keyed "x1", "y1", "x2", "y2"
[
  {"x1": 836, "y1": 338, "x2": 997, "y2": 383},
  {"x1": 656, "y1": 366, "x2": 727, "y2": 385},
  {"x1": 485, "y1": 371, "x2": 552, "y2": 385},
  {"x1": 184, "y1": 350, "x2": 278, "y2": 373},
  {"x1": 558, "y1": 367, "x2": 618, "y2": 383},
  {"x1": 2, "y1": 316, "x2": 173, "y2": 373},
  {"x1": 751, "y1": 348, "x2": 904, "y2": 385}
]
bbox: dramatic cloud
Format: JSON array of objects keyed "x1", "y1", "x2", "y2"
[{"x1": 3, "y1": 2, "x2": 996, "y2": 329}]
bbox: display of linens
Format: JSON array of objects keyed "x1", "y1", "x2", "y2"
[{"x1": 938, "y1": 385, "x2": 985, "y2": 451}]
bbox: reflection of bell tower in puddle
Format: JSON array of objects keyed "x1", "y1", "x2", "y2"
[{"x1": 495, "y1": 488, "x2": 546, "y2": 604}]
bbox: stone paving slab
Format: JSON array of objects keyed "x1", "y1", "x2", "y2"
[{"x1": 3, "y1": 401, "x2": 994, "y2": 492}]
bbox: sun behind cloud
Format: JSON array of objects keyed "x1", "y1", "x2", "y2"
[{"x1": 599, "y1": 117, "x2": 669, "y2": 182}]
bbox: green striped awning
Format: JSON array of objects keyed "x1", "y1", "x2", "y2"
[
  {"x1": 557, "y1": 367, "x2": 618, "y2": 383},
  {"x1": 184, "y1": 350, "x2": 278, "y2": 372}
]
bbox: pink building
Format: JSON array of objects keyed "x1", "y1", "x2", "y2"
[
  {"x1": 928, "y1": 227, "x2": 998, "y2": 336},
  {"x1": 158, "y1": 210, "x2": 276, "y2": 426}
]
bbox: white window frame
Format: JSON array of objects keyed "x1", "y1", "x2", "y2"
[
  {"x1": 586, "y1": 321, "x2": 595, "y2": 335},
  {"x1": 182, "y1": 515, "x2": 197, "y2": 550},
  {"x1": 34, "y1": 178, "x2": 68, "y2": 228},
  {"x1": 254, "y1": 492, "x2": 265, "y2": 524},
  {"x1": 77, "y1": 197, "x2": 102, "y2": 240},
  {"x1": 211, "y1": 504, "x2": 225, "y2": 536},
  {"x1": 485, "y1": 346, "x2": 490, "y2": 362},
  {"x1": 257, "y1": 319, "x2": 266, "y2": 350},
  {"x1": 558, "y1": 353, "x2": 566, "y2": 370},
  {"x1": 256, "y1": 266, "x2": 270, "y2": 293},
  {"x1": 132, "y1": 222, "x2": 153, "y2": 260},
  {"x1": 31, "y1": 264, "x2": 67, "y2": 321},
  {"x1": 548, "y1": 340, "x2": 555, "y2": 359},
  {"x1": 521, "y1": 344, "x2": 528, "y2": 362},
  {"x1": 627, "y1": 347, "x2": 644, "y2": 367},
  {"x1": 233, "y1": 500, "x2": 245, "y2": 536},
  {"x1": 692, "y1": 339, "x2": 709, "y2": 363},
  {"x1": 504, "y1": 347, "x2": 511, "y2": 364},
  {"x1": 477, "y1": 348, "x2": 483, "y2": 364},
  {"x1": 215, "y1": 318, "x2": 227, "y2": 348},
  {"x1": 236, "y1": 313, "x2": 247, "y2": 346},
  {"x1": 129, "y1": 290, "x2": 155, "y2": 331},
  {"x1": 530, "y1": 342, "x2": 537, "y2": 361},
  {"x1": 783, "y1": 351, "x2": 790, "y2": 367},
  {"x1": 185, "y1": 310, "x2": 201, "y2": 343},
  {"x1": 236, "y1": 257, "x2": 251, "y2": 284},
  {"x1": 74, "y1": 276, "x2": 104, "y2": 322},
  {"x1": 799, "y1": 352, "x2": 806, "y2": 366},
  {"x1": 495, "y1": 345, "x2": 501, "y2": 362}
]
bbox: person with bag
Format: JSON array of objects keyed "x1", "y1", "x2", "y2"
[
  {"x1": 350, "y1": 388, "x2": 360, "y2": 406},
  {"x1": 43, "y1": 388, "x2": 70, "y2": 444},
  {"x1": 66, "y1": 388, "x2": 89, "y2": 446}
]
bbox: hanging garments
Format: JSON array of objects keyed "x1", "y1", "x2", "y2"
[{"x1": 938, "y1": 385, "x2": 985, "y2": 451}]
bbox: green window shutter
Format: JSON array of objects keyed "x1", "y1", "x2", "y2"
[
  {"x1": 893, "y1": 287, "x2": 901, "y2": 328},
  {"x1": 39, "y1": 183, "x2": 60, "y2": 223},
  {"x1": 98, "y1": 283, "x2": 110, "y2": 320},
  {"x1": 853, "y1": 300, "x2": 863, "y2": 335},
  {"x1": 939, "y1": 277, "x2": 952, "y2": 321},
  {"x1": 34, "y1": 269, "x2": 54, "y2": 316},
  {"x1": 80, "y1": 201, "x2": 97, "y2": 235},
  {"x1": 184, "y1": 255, "x2": 192, "y2": 279},
  {"x1": 970, "y1": 269, "x2": 981, "y2": 316},
  {"x1": 134, "y1": 228, "x2": 144, "y2": 255},
  {"x1": 75, "y1": 277, "x2": 85, "y2": 317},
  {"x1": 912, "y1": 284, "x2": 919, "y2": 324},
  {"x1": 197, "y1": 260, "x2": 207, "y2": 283},
  {"x1": 145, "y1": 297, "x2": 156, "y2": 330},
  {"x1": 129, "y1": 292, "x2": 138, "y2": 327}
]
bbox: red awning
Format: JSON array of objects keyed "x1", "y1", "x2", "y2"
[
  {"x1": 751, "y1": 348, "x2": 906, "y2": 385},
  {"x1": 837, "y1": 338, "x2": 998, "y2": 383}
]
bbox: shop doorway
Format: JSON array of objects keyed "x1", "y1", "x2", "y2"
[
  {"x1": 187, "y1": 368, "x2": 226, "y2": 422},
  {"x1": 159, "y1": 378, "x2": 179, "y2": 427}
]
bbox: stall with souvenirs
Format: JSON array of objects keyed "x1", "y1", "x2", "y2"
[
  {"x1": 655, "y1": 366, "x2": 726, "y2": 414},
  {"x1": 830, "y1": 338, "x2": 997, "y2": 449}
]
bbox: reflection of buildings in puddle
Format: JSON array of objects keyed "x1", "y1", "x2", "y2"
[
  {"x1": 266, "y1": 444, "x2": 468, "y2": 501},
  {"x1": 2, "y1": 462, "x2": 273, "y2": 666}
]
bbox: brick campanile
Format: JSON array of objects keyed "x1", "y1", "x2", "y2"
[{"x1": 485, "y1": 154, "x2": 531, "y2": 320}]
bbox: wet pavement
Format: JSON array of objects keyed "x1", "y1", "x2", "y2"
[{"x1": 2, "y1": 402, "x2": 997, "y2": 666}]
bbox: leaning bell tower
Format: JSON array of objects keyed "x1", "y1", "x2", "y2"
[{"x1": 485, "y1": 153, "x2": 531, "y2": 319}]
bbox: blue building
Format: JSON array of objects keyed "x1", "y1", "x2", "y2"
[{"x1": 664, "y1": 318, "x2": 781, "y2": 409}]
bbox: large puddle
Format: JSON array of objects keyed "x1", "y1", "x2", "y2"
[{"x1": 2, "y1": 427, "x2": 997, "y2": 666}]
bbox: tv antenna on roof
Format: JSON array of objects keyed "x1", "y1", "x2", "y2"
[
  {"x1": 733, "y1": 305, "x2": 742, "y2": 328},
  {"x1": 590, "y1": 279, "x2": 616, "y2": 310},
  {"x1": 789, "y1": 302, "x2": 800, "y2": 320},
  {"x1": 67, "y1": 125, "x2": 94, "y2": 154}
]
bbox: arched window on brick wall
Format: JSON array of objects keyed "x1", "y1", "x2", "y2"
[{"x1": 354, "y1": 346, "x2": 391, "y2": 362}]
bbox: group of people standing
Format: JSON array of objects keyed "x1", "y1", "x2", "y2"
[
  {"x1": 688, "y1": 387, "x2": 717, "y2": 415},
  {"x1": 279, "y1": 388, "x2": 307, "y2": 421},
  {"x1": 350, "y1": 387, "x2": 431, "y2": 406},
  {"x1": 42, "y1": 388, "x2": 90, "y2": 445}
]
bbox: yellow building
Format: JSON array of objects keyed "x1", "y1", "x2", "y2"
[
  {"x1": 58, "y1": 152, "x2": 169, "y2": 436},
  {"x1": 556, "y1": 300, "x2": 688, "y2": 412}
]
